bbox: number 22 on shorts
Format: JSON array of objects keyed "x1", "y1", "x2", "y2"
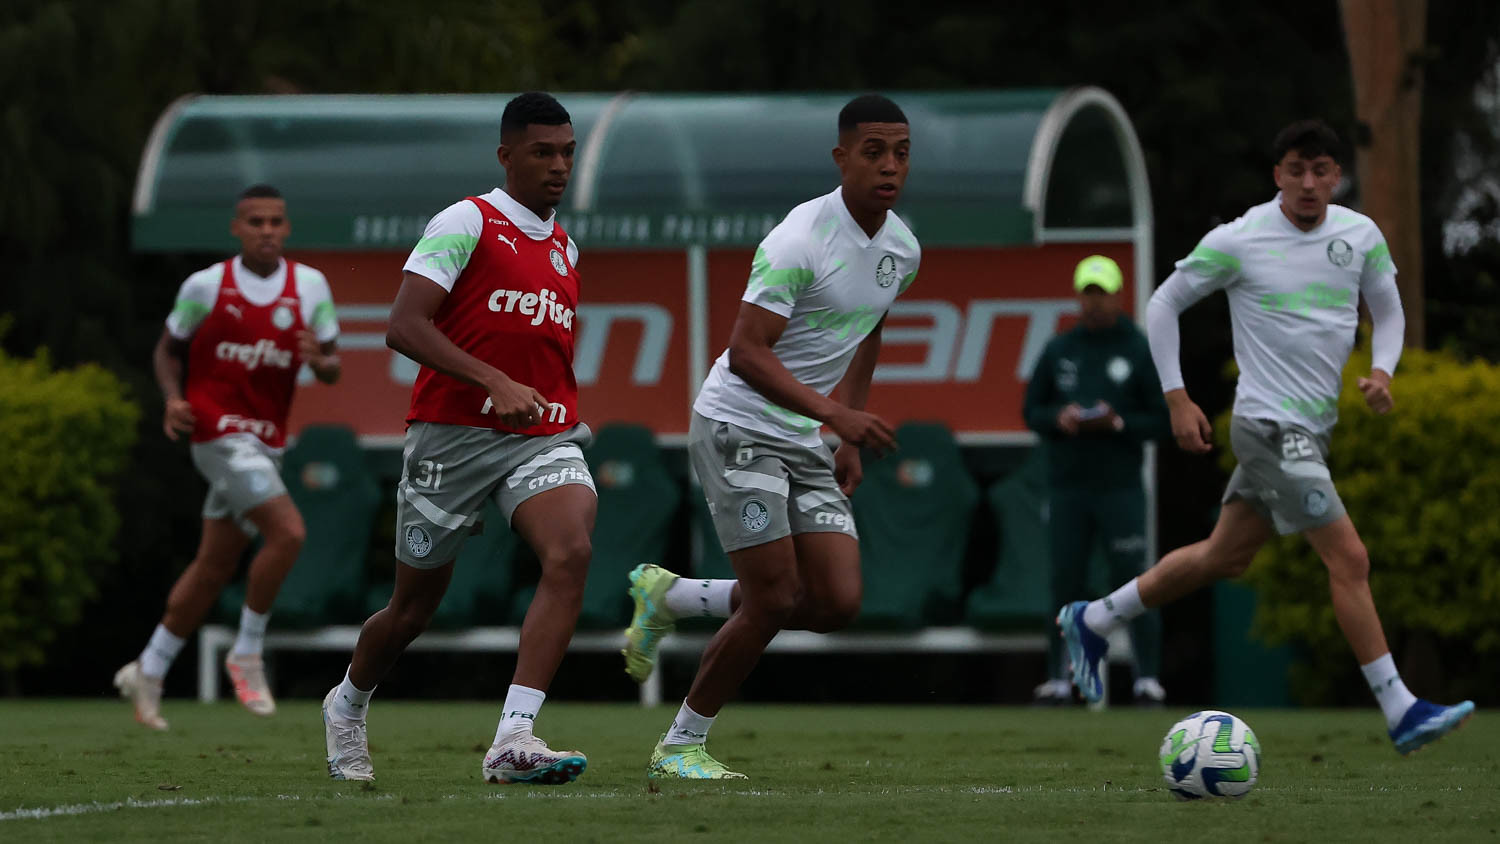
[{"x1": 1280, "y1": 432, "x2": 1314, "y2": 460}]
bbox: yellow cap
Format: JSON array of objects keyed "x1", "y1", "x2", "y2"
[{"x1": 1073, "y1": 255, "x2": 1123, "y2": 294}]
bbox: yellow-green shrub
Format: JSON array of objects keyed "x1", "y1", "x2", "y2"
[
  {"x1": 0, "y1": 345, "x2": 138, "y2": 670},
  {"x1": 1216, "y1": 342, "x2": 1500, "y2": 703}
]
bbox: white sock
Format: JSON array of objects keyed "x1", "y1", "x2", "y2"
[
  {"x1": 1361, "y1": 653, "x2": 1418, "y2": 729},
  {"x1": 495, "y1": 684, "x2": 546, "y2": 743},
  {"x1": 663, "y1": 700, "x2": 715, "y2": 746},
  {"x1": 332, "y1": 667, "x2": 374, "y2": 721},
  {"x1": 139, "y1": 624, "x2": 184, "y2": 680},
  {"x1": 663, "y1": 578, "x2": 736, "y2": 619},
  {"x1": 1082, "y1": 578, "x2": 1145, "y2": 634},
  {"x1": 231, "y1": 606, "x2": 270, "y2": 656}
]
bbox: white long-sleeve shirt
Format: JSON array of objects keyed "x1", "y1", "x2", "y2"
[{"x1": 1146, "y1": 195, "x2": 1404, "y2": 435}]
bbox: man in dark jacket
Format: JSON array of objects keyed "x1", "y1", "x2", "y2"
[{"x1": 1022, "y1": 255, "x2": 1170, "y2": 705}]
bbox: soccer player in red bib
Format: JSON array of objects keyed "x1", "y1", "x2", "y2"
[
  {"x1": 322, "y1": 93, "x2": 595, "y2": 786},
  {"x1": 115, "y1": 185, "x2": 342, "y2": 730}
]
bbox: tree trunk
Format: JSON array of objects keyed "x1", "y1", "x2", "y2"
[{"x1": 1340, "y1": 0, "x2": 1427, "y2": 347}]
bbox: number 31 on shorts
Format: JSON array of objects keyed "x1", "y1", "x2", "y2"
[{"x1": 414, "y1": 459, "x2": 444, "y2": 491}]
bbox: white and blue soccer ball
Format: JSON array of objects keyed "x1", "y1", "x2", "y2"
[{"x1": 1158, "y1": 710, "x2": 1261, "y2": 800}]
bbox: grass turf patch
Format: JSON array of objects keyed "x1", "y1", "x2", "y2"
[{"x1": 1, "y1": 701, "x2": 1493, "y2": 842}]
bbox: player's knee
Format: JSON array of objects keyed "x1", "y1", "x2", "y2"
[
  {"x1": 1218, "y1": 552, "x2": 1254, "y2": 579},
  {"x1": 1323, "y1": 540, "x2": 1370, "y2": 584},
  {"x1": 540, "y1": 535, "x2": 591, "y2": 577},
  {"x1": 266, "y1": 518, "x2": 306, "y2": 552},
  {"x1": 387, "y1": 596, "x2": 439, "y2": 640},
  {"x1": 743, "y1": 581, "x2": 800, "y2": 627},
  {"x1": 805, "y1": 589, "x2": 860, "y2": 633}
]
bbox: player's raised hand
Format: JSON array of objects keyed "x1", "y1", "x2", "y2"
[
  {"x1": 834, "y1": 441, "x2": 863, "y2": 496},
  {"x1": 163, "y1": 397, "x2": 196, "y2": 441},
  {"x1": 828, "y1": 407, "x2": 897, "y2": 456},
  {"x1": 1165, "y1": 391, "x2": 1213, "y2": 454},
  {"x1": 485, "y1": 375, "x2": 550, "y2": 429},
  {"x1": 1358, "y1": 369, "x2": 1394, "y2": 415}
]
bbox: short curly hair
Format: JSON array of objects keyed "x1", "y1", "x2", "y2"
[{"x1": 501, "y1": 92, "x2": 571, "y2": 142}]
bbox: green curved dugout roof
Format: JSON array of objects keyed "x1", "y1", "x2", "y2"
[{"x1": 132, "y1": 88, "x2": 1149, "y2": 251}]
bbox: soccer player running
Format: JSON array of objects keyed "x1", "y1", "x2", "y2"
[
  {"x1": 115, "y1": 185, "x2": 342, "y2": 729},
  {"x1": 1057, "y1": 120, "x2": 1474, "y2": 752},
  {"x1": 622, "y1": 95, "x2": 919, "y2": 779},
  {"x1": 322, "y1": 93, "x2": 595, "y2": 785}
]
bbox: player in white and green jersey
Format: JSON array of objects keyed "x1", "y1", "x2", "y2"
[
  {"x1": 1058, "y1": 120, "x2": 1473, "y2": 754},
  {"x1": 623, "y1": 95, "x2": 919, "y2": 779}
]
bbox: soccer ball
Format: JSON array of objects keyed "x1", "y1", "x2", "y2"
[{"x1": 1158, "y1": 710, "x2": 1261, "y2": 800}]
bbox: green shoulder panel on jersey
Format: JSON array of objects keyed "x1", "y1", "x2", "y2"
[
  {"x1": 892, "y1": 221, "x2": 919, "y2": 252},
  {"x1": 309, "y1": 300, "x2": 336, "y2": 332},
  {"x1": 1182, "y1": 244, "x2": 1240, "y2": 281},
  {"x1": 1364, "y1": 242, "x2": 1394, "y2": 274},
  {"x1": 746, "y1": 246, "x2": 815, "y2": 306},
  {"x1": 170, "y1": 299, "x2": 211, "y2": 325},
  {"x1": 898, "y1": 271, "x2": 917, "y2": 294},
  {"x1": 412, "y1": 233, "x2": 479, "y2": 272}
]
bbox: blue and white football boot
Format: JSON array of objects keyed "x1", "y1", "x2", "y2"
[
  {"x1": 1056, "y1": 600, "x2": 1110, "y2": 704},
  {"x1": 1390, "y1": 699, "x2": 1475, "y2": 755}
]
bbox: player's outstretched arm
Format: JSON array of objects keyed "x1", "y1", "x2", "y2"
[
  {"x1": 727, "y1": 301, "x2": 895, "y2": 453},
  {"x1": 386, "y1": 270, "x2": 546, "y2": 429},
  {"x1": 152, "y1": 327, "x2": 195, "y2": 441}
]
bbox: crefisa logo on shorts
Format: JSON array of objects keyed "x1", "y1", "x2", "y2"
[
  {"x1": 405, "y1": 524, "x2": 433, "y2": 558},
  {"x1": 1303, "y1": 489, "x2": 1330, "y2": 517},
  {"x1": 741, "y1": 499, "x2": 771, "y2": 533}
]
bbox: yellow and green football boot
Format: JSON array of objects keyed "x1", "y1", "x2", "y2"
[
  {"x1": 648, "y1": 740, "x2": 748, "y2": 780},
  {"x1": 622, "y1": 564, "x2": 679, "y2": 683}
]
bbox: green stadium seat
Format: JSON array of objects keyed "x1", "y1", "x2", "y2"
[
  {"x1": 851, "y1": 422, "x2": 979, "y2": 629},
  {"x1": 964, "y1": 449, "x2": 1053, "y2": 629},
  {"x1": 575, "y1": 424, "x2": 682, "y2": 628},
  {"x1": 430, "y1": 500, "x2": 519, "y2": 628},
  {"x1": 218, "y1": 425, "x2": 379, "y2": 627}
]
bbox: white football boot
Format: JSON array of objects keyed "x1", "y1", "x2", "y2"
[
  {"x1": 225, "y1": 652, "x2": 276, "y2": 716},
  {"x1": 481, "y1": 732, "x2": 587, "y2": 785},
  {"x1": 113, "y1": 660, "x2": 168, "y2": 731},
  {"x1": 323, "y1": 687, "x2": 375, "y2": 781}
]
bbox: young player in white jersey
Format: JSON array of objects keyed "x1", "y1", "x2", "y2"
[
  {"x1": 115, "y1": 185, "x2": 341, "y2": 729},
  {"x1": 621, "y1": 95, "x2": 919, "y2": 779},
  {"x1": 1057, "y1": 120, "x2": 1473, "y2": 754}
]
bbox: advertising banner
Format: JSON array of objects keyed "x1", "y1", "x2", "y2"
[{"x1": 285, "y1": 243, "x2": 1134, "y2": 445}]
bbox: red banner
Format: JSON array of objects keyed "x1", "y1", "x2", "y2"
[{"x1": 285, "y1": 243, "x2": 1134, "y2": 444}]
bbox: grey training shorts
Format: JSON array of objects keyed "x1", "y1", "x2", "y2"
[
  {"x1": 190, "y1": 433, "x2": 288, "y2": 534},
  {"x1": 395, "y1": 422, "x2": 596, "y2": 568},
  {"x1": 689, "y1": 412, "x2": 857, "y2": 554},
  {"x1": 1223, "y1": 415, "x2": 1346, "y2": 536}
]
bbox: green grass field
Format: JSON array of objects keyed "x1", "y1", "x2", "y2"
[{"x1": 1, "y1": 700, "x2": 1493, "y2": 843}]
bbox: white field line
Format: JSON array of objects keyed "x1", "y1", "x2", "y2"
[{"x1": 2, "y1": 781, "x2": 1471, "y2": 819}]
